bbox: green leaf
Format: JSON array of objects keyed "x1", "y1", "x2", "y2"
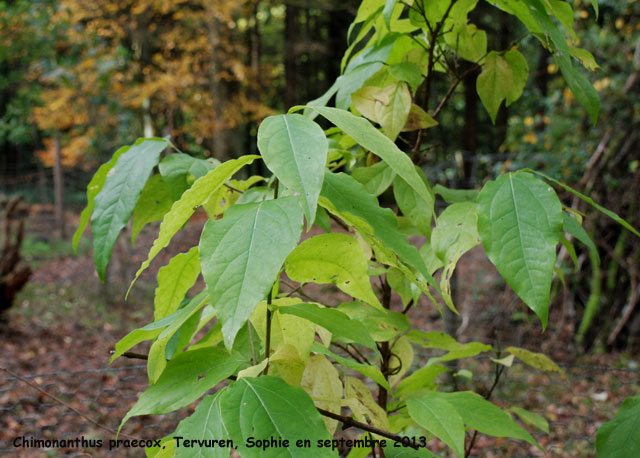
[
  {"x1": 257, "y1": 114, "x2": 328, "y2": 223},
  {"x1": 119, "y1": 347, "x2": 241, "y2": 434},
  {"x1": 285, "y1": 233, "x2": 381, "y2": 308},
  {"x1": 301, "y1": 355, "x2": 343, "y2": 434},
  {"x1": 440, "y1": 391, "x2": 540, "y2": 449},
  {"x1": 250, "y1": 298, "x2": 317, "y2": 361},
  {"x1": 407, "y1": 393, "x2": 465, "y2": 457},
  {"x1": 337, "y1": 301, "x2": 410, "y2": 342},
  {"x1": 154, "y1": 247, "x2": 200, "y2": 320},
  {"x1": 477, "y1": 172, "x2": 563, "y2": 328},
  {"x1": 132, "y1": 175, "x2": 186, "y2": 244},
  {"x1": 596, "y1": 396, "x2": 640, "y2": 458},
  {"x1": 312, "y1": 342, "x2": 390, "y2": 390},
  {"x1": 523, "y1": 168, "x2": 640, "y2": 238},
  {"x1": 374, "y1": 82, "x2": 412, "y2": 140},
  {"x1": 320, "y1": 171, "x2": 434, "y2": 284},
  {"x1": 199, "y1": 197, "x2": 303, "y2": 349},
  {"x1": 308, "y1": 107, "x2": 432, "y2": 205},
  {"x1": 562, "y1": 212, "x2": 600, "y2": 264},
  {"x1": 406, "y1": 331, "x2": 491, "y2": 364},
  {"x1": 476, "y1": 51, "x2": 513, "y2": 123},
  {"x1": 433, "y1": 184, "x2": 478, "y2": 203},
  {"x1": 159, "y1": 152, "x2": 219, "y2": 180},
  {"x1": 569, "y1": 47, "x2": 599, "y2": 72},
  {"x1": 130, "y1": 155, "x2": 259, "y2": 294},
  {"x1": 393, "y1": 169, "x2": 434, "y2": 237},
  {"x1": 388, "y1": 62, "x2": 423, "y2": 92},
  {"x1": 395, "y1": 364, "x2": 448, "y2": 397},
  {"x1": 110, "y1": 313, "x2": 178, "y2": 363},
  {"x1": 352, "y1": 86, "x2": 389, "y2": 123},
  {"x1": 505, "y1": 346, "x2": 564, "y2": 375},
  {"x1": 525, "y1": 0, "x2": 600, "y2": 123},
  {"x1": 402, "y1": 104, "x2": 438, "y2": 132},
  {"x1": 445, "y1": 23, "x2": 487, "y2": 62},
  {"x1": 220, "y1": 376, "x2": 336, "y2": 458},
  {"x1": 431, "y1": 202, "x2": 479, "y2": 306},
  {"x1": 91, "y1": 138, "x2": 168, "y2": 281},
  {"x1": 503, "y1": 48, "x2": 529, "y2": 105},
  {"x1": 168, "y1": 392, "x2": 231, "y2": 458},
  {"x1": 278, "y1": 303, "x2": 378, "y2": 352},
  {"x1": 383, "y1": 0, "x2": 397, "y2": 28},
  {"x1": 508, "y1": 407, "x2": 549, "y2": 434},
  {"x1": 73, "y1": 144, "x2": 129, "y2": 253},
  {"x1": 351, "y1": 161, "x2": 395, "y2": 196}
]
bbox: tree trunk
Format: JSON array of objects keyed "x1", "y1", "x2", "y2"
[{"x1": 53, "y1": 136, "x2": 65, "y2": 239}]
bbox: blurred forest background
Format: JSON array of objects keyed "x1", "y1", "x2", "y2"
[{"x1": 1, "y1": 0, "x2": 640, "y2": 350}]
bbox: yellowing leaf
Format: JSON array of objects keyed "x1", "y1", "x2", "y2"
[{"x1": 302, "y1": 355, "x2": 343, "y2": 434}]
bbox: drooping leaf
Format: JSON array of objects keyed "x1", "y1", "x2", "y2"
[
  {"x1": 257, "y1": 114, "x2": 328, "y2": 223},
  {"x1": 337, "y1": 301, "x2": 410, "y2": 342},
  {"x1": 199, "y1": 197, "x2": 303, "y2": 349},
  {"x1": 73, "y1": 144, "x2": 129, "y2": 252},
  {"x1": 92, "y1": 138, "x2": 169, "y2": 280},
  {"x1": 130, "y1": 155, "x2": 259, "y2": 294},
  {"x1": 119, "y1": 347, "x2": 241, "y2": 434},
  {"x1": 308, "y1": 107, "x2": 432, "y2": 205},
  {"x1": 220, "y1": 376, "x2": 336, "y2": 458},
  {"x1": 285, "y1": 233, "x2": 381, "y2": 308},
  {"x1": 476, "y1": 51, "x2": 514, "y2": 123},
  {"x1": 596, "y1": 396, "x2": 640, "y2": 458},
  {"x1": 154, "y1": 247, "x2": 200, "y2": 320},
  {"x1": 505, "y1": 346, "x2": 564, "y2": 375},
  {"x1": 278, "y1": 303, "x2": 378, "y2": 352},
  {"x1": 312, "y1": 343, "x2": 390, "y2": 390},
  {"x1": 477, "y1": 172, "x2": 563, "y2": 328},
  {"x1": 407, "y1": 393, "x2": 465, "y2": 457}
]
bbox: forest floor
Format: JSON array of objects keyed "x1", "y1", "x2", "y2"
[{"x1": 0, "y1": 207, "x2": 638, "y2": 457}]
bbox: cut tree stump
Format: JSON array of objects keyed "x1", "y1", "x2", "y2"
[{"x1": 0, "y1": 195, "x2": 31, "y2": 315}]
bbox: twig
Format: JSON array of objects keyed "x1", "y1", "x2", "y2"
[
  {"x1": 223, "y1": 182, "x2": 244, "y2": 193},
  {"x1": 0, "y1": 366, "x2": 140, "y2": 440},
  {"x1": 333, "y1": 343, "x2": 365, "y2": 364},
  {"x1": 317, "y1": 408, "x2": 421, "y2": 450}
]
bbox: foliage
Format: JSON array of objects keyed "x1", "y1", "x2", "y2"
[{"x1": 77, "y1": 0, "x2": 640, "y2": 456}]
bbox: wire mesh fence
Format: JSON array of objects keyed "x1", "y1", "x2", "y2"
[{"x1": 1, "y1": 355, "x2": 638, "y2": 457}]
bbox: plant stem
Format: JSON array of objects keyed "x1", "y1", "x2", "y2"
[
  {"x1": 317, "y1": 408, "x2": 421, "y2": 450},
  {"x1": 264, "y1": 289, "x2": 273, "y2": 375}
]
